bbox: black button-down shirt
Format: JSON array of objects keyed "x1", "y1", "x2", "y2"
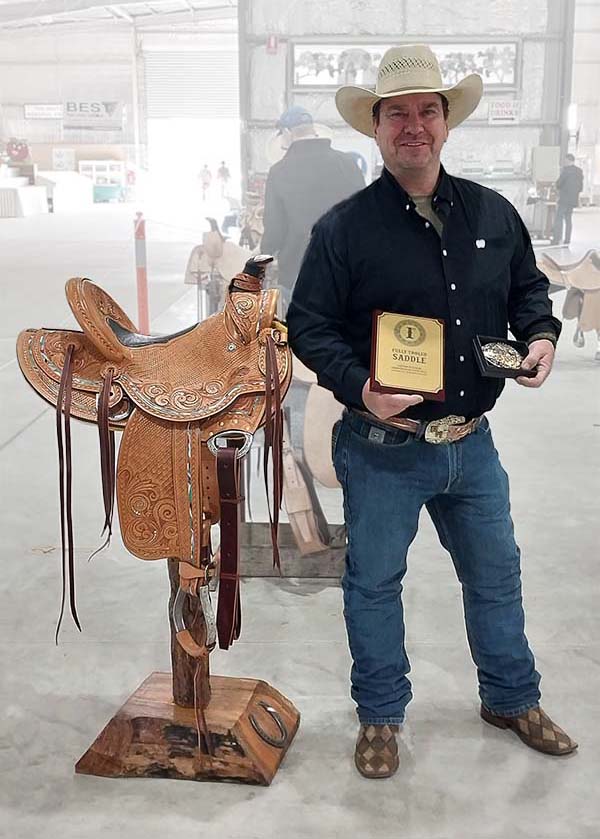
[{"x1": 286, "y1": 165, "x2": 561, "y2": 421}]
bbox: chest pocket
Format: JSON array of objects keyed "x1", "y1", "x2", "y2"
[{"x1": 470, "y1": 233, "x2": 513, "y2": 293}]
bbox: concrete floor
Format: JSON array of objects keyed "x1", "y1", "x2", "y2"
[{"x1": 0, "y1": 203, "x2": 599, "y2": 839}]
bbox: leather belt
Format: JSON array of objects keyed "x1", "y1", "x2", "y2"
[{"x1": 355, "y1": 410, "x2": 482, "y2": 445}]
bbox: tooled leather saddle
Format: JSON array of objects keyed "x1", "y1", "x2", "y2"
[{"x1": 16, "y1": 256, "x2": 291, "y2": 666}]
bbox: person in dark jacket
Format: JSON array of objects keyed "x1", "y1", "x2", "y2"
[
  {"x1": 552, "y1": 153, "x2": 584, "y2": 245},
  {"x1": 261, "y1": 106, "x2": 365, "y2": 307}
]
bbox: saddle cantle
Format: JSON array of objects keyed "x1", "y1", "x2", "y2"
[
  {"x1": 538, "y1": 248, "x2": 600, "y2": 291},
  {"x1": 538, "y1": 249, "x2": 600, "y2": 333},
  {"x1": 16, "y1": 256, "x2": 291, "y2": 673}
]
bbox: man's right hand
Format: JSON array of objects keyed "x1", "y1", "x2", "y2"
[{"x1": 362, "y1": 379, "x2": 423, "y2": 420}]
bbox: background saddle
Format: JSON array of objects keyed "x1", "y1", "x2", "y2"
[{"x1": 539, "y1": 248, "x2": 600, "y2": 333}]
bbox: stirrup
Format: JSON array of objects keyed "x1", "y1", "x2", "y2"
[
  {"x1": 173, "y1": 584, "x2": 217, "y2": 657},
  {"x1": 207, "y1": 430, "x2": 253, "y2": 458}
]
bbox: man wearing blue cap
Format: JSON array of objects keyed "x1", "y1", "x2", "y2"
[{"x1": 261, "y1": 105, "x2": 365, "y2": 307}]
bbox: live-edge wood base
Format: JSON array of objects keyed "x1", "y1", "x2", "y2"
[{"x1": 75, "y1": 672, "x2": 300, "y2": 785}]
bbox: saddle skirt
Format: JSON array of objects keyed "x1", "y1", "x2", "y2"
[{"x1": 16, "y1": 257, "x2": 291, "y2": 652}]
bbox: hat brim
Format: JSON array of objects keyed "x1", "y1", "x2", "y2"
[{"x1": 335, "y1": 74, "x2": 483, "y2": 136}]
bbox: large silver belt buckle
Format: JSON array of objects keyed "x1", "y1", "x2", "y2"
[{"x1": 424, "y1": 415, "x2": 466, "y2": 444}]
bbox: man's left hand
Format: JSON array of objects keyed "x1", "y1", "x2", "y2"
[{"x1": 516, "y1": 339, "x2": 555, "y2": 388}]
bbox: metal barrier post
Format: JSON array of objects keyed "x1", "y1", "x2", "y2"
[{"x1": 134, "y1": 212, "x2": 150, "y2": 333}]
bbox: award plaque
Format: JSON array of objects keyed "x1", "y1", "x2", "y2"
[{"x1": 370, "y1": 311, "x2": 445, "y2": 401}]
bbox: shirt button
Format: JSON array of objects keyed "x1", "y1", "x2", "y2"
[
  {"x1": 455, "y1": 318, "x2": 461, "y2": 326},
  {"x1": 442, "y1": 249, "x2": 448, "y2": 256},
  {"x1": 450, "y1": 283, "x2": 456, "y2": 290},
  {"x1": 459, "y1": 355, "x2": 465, "y2": 362},
  {"x1": 405, "y1": 204, "x2": 410, "y2": 211},
  {"x1": 425, "y1": 221, "x2": 430, "y2": 228},
  {"x1": 460, "y1": 390, "x2": 465, "y2": 397}
]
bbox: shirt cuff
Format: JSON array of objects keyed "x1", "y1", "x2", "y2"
[
  {"x1": 527, "y1": 332, "x2": 558, "y2": 347},
  {"x1": 341, "y1": 364, "x2": 371, "y2": 409}
]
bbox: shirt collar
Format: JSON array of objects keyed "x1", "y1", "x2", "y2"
[
  {"x1": 380, "y1": 164, "x2": 454, "y2": 212},
  {"x1": 285, "y1": 137, "x2": 331, "y2": 157}
]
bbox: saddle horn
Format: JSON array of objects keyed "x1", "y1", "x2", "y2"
[{"x1": 229, "y1": 254, "x2": 273, "y2": 292}]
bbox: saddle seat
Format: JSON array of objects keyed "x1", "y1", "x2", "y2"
[
  {"x1": 19, "y1": 277, "x2": 289, "y2": 430},
  {"x1": 539, "y1": 249, "x2": 600, "y2": 291},
  {"x1": 109, "y1": 320, "x2": 197, "y2": 347}
]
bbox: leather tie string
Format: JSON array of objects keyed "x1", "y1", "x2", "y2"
[
  {"x1": 89, "y1": 368, "x2": 116, "y2": 561},
  {"x1": 193, "y1": 657, "x2": 215, "y2": 757},
  {"x1": 263, "y1": 335, "x2": 283, "y2": 571},
  {"x1": 55, "y1": 343, "x2": 81, "y2": 642}
]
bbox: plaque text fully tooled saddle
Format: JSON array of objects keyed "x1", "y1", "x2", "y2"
[{"x1": 17, "y1": 256, "x2": 291, "y2": 747}]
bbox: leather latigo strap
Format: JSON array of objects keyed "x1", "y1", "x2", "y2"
[
  {"x1": 213, "y1": 335, "x2": 285, "y2": 649},
  {"x1": 215, "y1": 444, "x2": 243, "y2": 649}
]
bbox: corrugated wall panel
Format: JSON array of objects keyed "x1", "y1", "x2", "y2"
[{"x1": 144, "y1": 51, "x2": 238, "y2": 119}]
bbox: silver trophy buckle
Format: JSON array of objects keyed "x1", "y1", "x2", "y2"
[{"x1": 423, "y1": 415, "x2": 466, "y2": 444}]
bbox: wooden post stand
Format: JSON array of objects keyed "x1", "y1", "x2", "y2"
[{"x1": 75, "y1": 560, "x2": 300, "y2": 785}]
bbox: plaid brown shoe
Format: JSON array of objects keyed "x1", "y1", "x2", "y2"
[
  {"x1": 354, "y1": 723, "x2": 400, "y2": 779},
  {"x1": 481, "y1": 705, "x2": 578, "y2": 756}
]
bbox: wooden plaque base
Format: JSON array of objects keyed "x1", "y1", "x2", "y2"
[{"x1": 75, "y1": 672, "x2": 300, "y2": 786}]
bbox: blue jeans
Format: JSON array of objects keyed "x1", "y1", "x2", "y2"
[
  {"x1": 552, "y1": 203, "x2": 574, "y2": 245},
  {"x1": 332, "y1": 410, "x2": 541, "y2": 725}
]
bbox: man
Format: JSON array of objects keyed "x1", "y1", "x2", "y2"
[
  {"x1": 199, "y1": 164, "x2": 212, "y2": 201},
  {"x1": 287, "y1": 44, "x2": 577, "y2": 779},
  {"x1": 217, "y1": 160, "x2": 231, "y2": 197},
  {"x1": 552, "y1": 153, "x2": 584, "y2": 245},
  {"x1": 261, "y1": 105, "x2": 365, "y2": 309}
]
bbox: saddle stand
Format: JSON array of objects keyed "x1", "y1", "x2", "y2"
[{"x1": 17, "y1": 256, "x2": 299, "y2": 785}]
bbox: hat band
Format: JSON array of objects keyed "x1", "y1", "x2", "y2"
[{"x1": 377, "y1": 71, "x2": 444, "y2": 96}]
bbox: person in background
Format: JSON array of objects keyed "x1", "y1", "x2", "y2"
[
  {"x1": 217, "y1": 161, "x2": 231, "y2": 197},
  {"x1": 199, "y1": 164, "x2": 212, "y2": 201},
  {"x1": 552, "y1": 153, "x2": 584, "y2": 245},
  {"x1": 261, "y1": 105, "x2": 365, "y2": 309}
]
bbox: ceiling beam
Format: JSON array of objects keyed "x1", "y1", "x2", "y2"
[
  {"x1": 0, "y1": 0, "x2": 235, "y2": 26},
  {"x1": 106, "y1": 4, "x2": 134, "y2": 21}
]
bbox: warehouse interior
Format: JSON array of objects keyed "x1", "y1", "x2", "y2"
[{"x1": 1, "y1": 1, "x2": 599, "y2": 837}]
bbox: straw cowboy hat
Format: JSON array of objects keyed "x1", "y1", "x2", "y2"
[{"x1": 336, "y1": 44, "x2": 483, "y2": 137}]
